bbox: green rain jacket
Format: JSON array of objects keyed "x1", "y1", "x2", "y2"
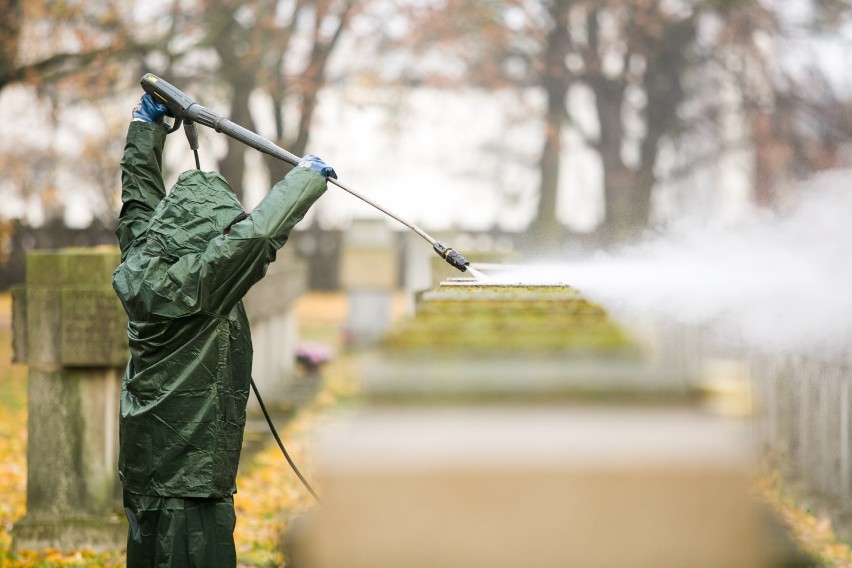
[{"x1": 113, "y1": 121, "x2": 327, "y2": 498}]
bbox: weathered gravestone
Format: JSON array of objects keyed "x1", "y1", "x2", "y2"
[
  {"x1": 243, "y1": 247, "x2": 308, "y2": 409},
  {"x1": 340, "y1": 219, "x2": 398, "y2": 346},
  {"x1": 11, "y1": 248, "x2": 127, "y2": 551}
]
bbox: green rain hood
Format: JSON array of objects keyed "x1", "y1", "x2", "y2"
[{"x1": 113, "y1": 121, "x2": 326, "y2": 498}]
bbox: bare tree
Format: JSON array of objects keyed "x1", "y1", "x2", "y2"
[
  {"x1": 380, "y1": 0, "x2": 852, "y2": 250},
  {"x1": 0, "y1": 0, "x2": 173, "y2": 227},
  {"x1": 0, "y1": 0, "x2": 156, "y2": 92},
  {"x1": 146, "y1": 0, "x2": 362, "y2": 200},
  {"x1": 0, "y1": 0, "x2": 365, "y2": 218}
]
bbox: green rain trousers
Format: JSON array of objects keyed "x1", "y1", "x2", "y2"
[
  {"x1": 124, "y1": 493, "x2": 236, "y2": 568},
  {"x1": 113, "y1": 121, "x2": 327, "y2": 566}
]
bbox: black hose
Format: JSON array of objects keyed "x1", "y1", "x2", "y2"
[{"x1": 250, "y1": 378, "x2": 322, "y2": 504}]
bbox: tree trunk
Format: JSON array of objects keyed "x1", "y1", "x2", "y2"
[
  {"x1": 601, "y1": 162, "x2": 640, "y2": 245},
  {"x1": 527, "y1": 0, "x2": 570, "y2": 253},
  {"x1": 218, "y1": 81, "x2": 252, "y2": 202},
  {"x1": 265, "y1": 1, "x2": 355, "y2": 184},
  {"x1": 594, "y1": 9, "x2": 695, "y2": 246},
  {"x1": 531, "y1": 117, "x2": 563, "y2": 245},
  {"x1": 0, "y1": 0, "x2": 21, "y2": 89},
  {"x1": 590, "y1": 70, "x2": 640, "y2": 246}
]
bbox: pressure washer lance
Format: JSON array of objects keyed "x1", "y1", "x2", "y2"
[{"x1": 140, "y1": 73, "x2": 471, "y2": 273}]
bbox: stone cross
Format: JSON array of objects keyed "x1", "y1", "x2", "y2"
[{"x1": 11, "y1": 248, "x2": 127, "y2": 552}]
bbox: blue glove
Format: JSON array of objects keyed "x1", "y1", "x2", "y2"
[
  {"x1": 132, "y1": 93, "x2": 171, "y2": 123},
  {"x1": 298, "y1": 154, "x2": 337, "y2": 180}
]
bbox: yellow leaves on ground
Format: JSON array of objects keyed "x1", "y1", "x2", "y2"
[
  {"x1": 234, "y1": 353, "x2": 357, "y2": 567},
  {"x1": 234, "y1": 442, "x2": 312, "y2": 566},
  {"x1": 0, "y1": 296, "x2": 27, "y2": 562},
  {"x1": 2, "y1": 548, "x2": 124, "y2": 568},
  {"x1": 0, "y1": 410, "x2": 25, "y2": 513},
  {"x1": 758, "y1": 468, "x2": 852, "y2": 567}
]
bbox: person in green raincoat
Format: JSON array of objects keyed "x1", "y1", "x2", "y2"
[{"x1": 112, "y1": 93, "x2": 335, "y2": 567}]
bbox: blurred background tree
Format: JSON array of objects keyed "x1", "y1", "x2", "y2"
[
  {"x1": 0, "y1": 0, "x2": 364, "y2": 208},
  {"x1": 379, "y1": 0, "x2": 852, "y2": 249},
  {"x1": 158, "y1": 0, "x2": 361, "y2": 200},
  {"x1": 0, "y1": 0, "x2": 369, "y2": 287}
]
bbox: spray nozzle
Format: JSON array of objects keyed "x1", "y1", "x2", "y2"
[{"x1": 433, "y1": 241, "x2": 470, "y2": 272}]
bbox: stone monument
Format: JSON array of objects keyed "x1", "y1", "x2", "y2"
[
  {"x1": 340, "y1": 219, "x2": 398, "y2": 346},
  {"x1": 243, "y1": 247, "x2": 308, "y2": 409},
  {"x1": 11, "y1": 248, "x2": 127, "y2": 551}
]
